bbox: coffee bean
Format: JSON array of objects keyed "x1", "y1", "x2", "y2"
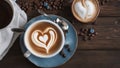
[
  {"x1": 79, "y1": 32, "x2": 85, "y2": 36},
  {"x1": 78, "y1": 27, "x2": 97, "y2": 41},
  {"x1": 59, "y1": 49, "x2": 66, "y2": 58},
  {"x1": 17, "y1": 0, "x2": 66, "y2": 15},
  {"x1": 88, "y1": 36, "x2": 93, "y2": 40},
  {"x1": 87, "y1": 33, "x2": 91, "y2": 36},
  {"x1": 60, "y1": 0, "x2": 64, "y2": 2},
  {"x1": 78, "y1": 31, "x2": 81, "y2": 36},
  {"x1": 64, "y1": 44, "x2": 71, "y2": 52},
  {"x1": 59, "y1": 6, "x2": 62, "y2": 9},
  {"x1": 91, "y1": 34, "x2": 95, "y2": 37},
  {"x1": 53, "y1": 5, "x2": 56, "y2": 8},
  {"x1": 62, "y1": 54, "x2": 66, "y2": 58},
  {"x1": 100, "y1": 0, "x2": 111, "y2": 5},
  {"x1": 39, "y1": 6, "x2": 42, "y2": 9},
  {"x1": 94, "y1": 32, "x2": 98, "y2": 35}
]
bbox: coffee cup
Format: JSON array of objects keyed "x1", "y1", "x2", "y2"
[
  {"x1": 0, "y1": 0, "x2": 13, "y2": 29},
  {"x1": 0, "y1": 0, "x2": 27, "y2": 60},
  {"x1": 72, "y1": 0, "x2": 100, "y2": 23},
  {"x1": 23, "y1": 20, "x2": 65, "y2": 58},
  {"x1": 0, "y1": 0, "x2": 27, "y2": 29}
]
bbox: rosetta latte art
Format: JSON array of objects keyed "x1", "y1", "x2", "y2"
[
  {"x1": 74, "y1": 0, "x2": 96, "y2": 20},
  {"x1": 31, "y1": 27, "x2": 57, "y2": 54}
]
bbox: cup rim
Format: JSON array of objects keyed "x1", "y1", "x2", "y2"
[{"x1": 24, "y1": 20, "x2": 65, "y2": 58}]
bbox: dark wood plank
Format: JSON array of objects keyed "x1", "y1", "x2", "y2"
[
  {"x1": 0, "y1": 38, "x2": 37, "y2": 68},
  {"x1": 1, "y1": 42, "x2": 120, "y2": 68},
  {"x1": 99, "y1": 0, "x2": 120, "y2": 17},
  {"x1": 58, "y1": 50, "x2": 120, "y2": 68},
  {"x1": 74, "y1": 17, "x2": 120, "y2": 49}
]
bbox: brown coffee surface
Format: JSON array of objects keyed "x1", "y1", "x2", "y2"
[
  {"x1": 27, "y1": 22, "x2": 62, "y2": 55},
  {"x1": 0, "y1": 1, "x2": 13, "y2": 29}
]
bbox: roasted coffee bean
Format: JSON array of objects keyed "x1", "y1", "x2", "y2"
[
  {"x1": 78, "y1": 31, "x2": 81, "y2": 36},
  {"x1": 64, "y1": 44, "x2": 71, "y2": 52},
  {"x1": 78, "y1": 27, "x2": 97, "y2": 41},
  {"x1": 59, "y1": 6, "x2": 62, "y2": 9},
  {"x1": 100, "y1": 0, "x2": 111, "y2": 5},
  {"x1": 94, "y1": 32, "x2": 98, "y2": 35},
  {"x1": 91, "y1": 34, "x2": 95, "y2": 37},
  {"x1": 16, "y1": 0, "x2": 66, "y2": 15},
  {"x1": 59, "y1": 49, "x2": 66, "y2": 58},
  {"x1": 88, "y1": 36, "x2": 93, "y2": 40},
  {"x1": 62, "y1": 54, "x2": 66, "y2": 58},
  {"x1": 78, "y1": 32, "x2": 84, "y2": 36}
]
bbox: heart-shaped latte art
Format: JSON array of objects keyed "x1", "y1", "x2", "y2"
[
  {"x1": 74, "y1": 0, "x2": 96, "y2": 20},
  {"x1": 31, "y1": 27, "x2": 57, "y2": 54},
  {"x1": 39, "y1": 34, "x2": 48, "y2": 44}
]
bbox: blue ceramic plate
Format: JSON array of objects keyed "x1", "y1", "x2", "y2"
[{"x1": 20, "y1": 15, "x2": 78, "y2": 68}]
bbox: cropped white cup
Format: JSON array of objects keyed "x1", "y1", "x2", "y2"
[
  {"x1": 4, "y1": 0, "x2": 27, "y2": 28},
  {"x1": 0, "y1": 0, "x2": 27, "y2": 60},
  {"x1": 24, "y1": 20, "x2": 65, "y2": 58}
]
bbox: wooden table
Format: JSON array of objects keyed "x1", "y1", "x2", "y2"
[{"x1": 0, "y1": 0, "x2": 120, "y2": 68}]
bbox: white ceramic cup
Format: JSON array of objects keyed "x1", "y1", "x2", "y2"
[
  {"x1": 0, "y1": 0, "x2": 27, "y2": 60},
  {"x1": 24, "y1": 20, "x2": 65, "y2": 58},
  {"x1": 4, "y1": 0, "x2": 27, "y2": 28}
]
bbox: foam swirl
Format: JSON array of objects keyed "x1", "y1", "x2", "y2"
[
  {"x1": 31, "y1": 27, "x2": 57, "y2": 54},
  {"x1": 74, "y1": 0, "x2": 96, "y2": 20}
]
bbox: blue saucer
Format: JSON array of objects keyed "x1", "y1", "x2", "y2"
[{"x1": 20, "y1": 15, "x2": 78, "y2": 68}]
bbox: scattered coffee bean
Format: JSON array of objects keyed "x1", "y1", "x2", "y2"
[
  {"x1": 78, "y1": 27, "x2": 97, "y2": 41},
  {"x1": 59, "y1": 49, "x2": 66, "y2": 58},
  {"x1": 88, "y1": 36, "x2": 93, "y2": 40},
  {"x1": 99, "y1": 0, "x2": 111, "y2": 5},
  {"x1": 64, "y1": 44, "x2": 71, "y2": 52},
  {"x1": 78, "y1": 31, "x2": 81, "y2": 36},
  {"x1": 16, "y1": 0, "x2": 66, "y2": 15},
  {"x1": 94, "y1": 32, "x2": 98, "y2": 35}
]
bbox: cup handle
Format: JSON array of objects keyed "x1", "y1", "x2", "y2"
[{"x1": 24, "y1": 50, "x2": 31, "y2": 58}]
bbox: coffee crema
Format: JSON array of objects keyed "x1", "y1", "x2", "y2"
[
  {"x1": 26, "y1": 22, "x2": 62, "y2": 56},
  {"x1": 72, "y1": 0, "x2": 100, "y2": 23},
  {"x1": 0, "y1": 1, "x2": 13, "y2": 29}
]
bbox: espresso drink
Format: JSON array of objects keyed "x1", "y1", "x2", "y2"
[
  {"x1": 25, "y1": 21, "x2": 63, "y2": 56},
  {"x1": 0, "y1": 1, "x2": 13, "y2": 29},
  {"x1": 72, "y1": 0, "x2": 100, "y2": 23}
]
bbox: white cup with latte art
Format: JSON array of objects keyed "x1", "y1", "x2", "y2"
[
  {"x1": 24, "y1": 20, "x2": 65, "y2": 58},
  {"x1": 72, "y1": 0, "x2": 100, "y2": 23}
]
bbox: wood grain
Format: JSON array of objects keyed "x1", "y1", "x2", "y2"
[
  {"x1": 59, "y1": 50, "x2": 120, "y2": 68},
  {"x1": 76, "y1": 17, "x2": 120, "y2": 49},
  {"x1": 99, "y1": 0, "x2": 120, "y2": 17}
]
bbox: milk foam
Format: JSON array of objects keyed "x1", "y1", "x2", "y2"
[
  {"x1": 31, "y1": 27, "x2": 57, "y2": 54},
  {"x1": 74, "y1": 0, "x2": 96, "y2": 20}
]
